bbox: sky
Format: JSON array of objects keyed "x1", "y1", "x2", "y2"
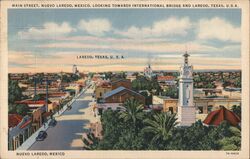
[{"x1": 8, "y1": 9, "x2": 241, "y2": 73}]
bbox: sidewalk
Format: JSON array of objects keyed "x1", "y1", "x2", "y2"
[{"x1": 16, "y1": 85, "x2": 90, "y2": 150}]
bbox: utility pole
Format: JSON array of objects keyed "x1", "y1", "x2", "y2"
[
  {"x1": 34, "y1": 77, "x2": 37, "y2": 98},
  {"x1": 46, "y1": 77, "x2": 48, "y2": 112}
]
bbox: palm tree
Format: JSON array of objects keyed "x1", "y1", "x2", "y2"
[
  {"x1": 82, "y1": 132, "x2": 99, "y2": 150},
  {"x1": 119, "y1": 98, "x2": 144, "y2": 129},
  {"x1": 143, "y1": 112, "x2": 178, "y2": 143}
]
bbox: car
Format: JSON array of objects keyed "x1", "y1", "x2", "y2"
[
  {"x1": 67, "y1": 105, "x2": 72, "y2": 110},
  {"x1": 36, "y1": 131, "x2": 47, "y2": 141},
  {"x1": 48, "y1": 119, "x2": 57, "y2": 127}
]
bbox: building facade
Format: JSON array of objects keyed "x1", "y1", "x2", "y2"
[
  {"x1": 103, "y1": 86, "x2": 145, "y2": 105},
  {"x1": 8, "y1": 115, "x2": 33, "y2": 150},
  {"x1": 163, "y1": 97, "x2": 240, "y2": 121}
]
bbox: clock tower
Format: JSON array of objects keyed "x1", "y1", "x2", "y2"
[{"x1": 178, "y1": 51, "x2": 196, "y2": 126}]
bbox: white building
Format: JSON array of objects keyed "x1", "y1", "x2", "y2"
[
  {"x1": 72, "y1": 64, "x2": 80, "y2": 76},
  {"x1": 144, "y1": 64, "x2": 153, "y2": 79},
  {"x1": 178, "y1": 52, "x2": 196, "y2": 126},
  {"x1": 72, "y1": 64, "x2": 77, "y2": 74}
]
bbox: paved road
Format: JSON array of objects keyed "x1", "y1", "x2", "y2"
[{"x1": 29, "y1": 88, "x2": 97, "y2": 150}]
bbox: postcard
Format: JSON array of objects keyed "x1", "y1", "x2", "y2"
[{"x1": 0, "y1": 0, "x2": 249, "y2": 159}]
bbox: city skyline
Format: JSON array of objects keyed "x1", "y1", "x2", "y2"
[{"x1": 8, "y1": 9, "x2": 241, "y2": 73}]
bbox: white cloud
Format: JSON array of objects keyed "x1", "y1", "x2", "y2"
[
  {"x1": 38, "y1": 39, "x2": 240, "y2": 55},
  {"x1": 197, "y1": 17, "x2": 241, "y2": 42},
  {"x1": 115, "y1": 17, "x2": 192, "y2": 39},
  {"x1": 18, "y1": 22, "x2": 74, "y2": 39},
  {"x1": 78, "y1": 19, "x2": 111, "y2": 36}
]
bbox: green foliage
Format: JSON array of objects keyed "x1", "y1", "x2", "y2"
[
  {"x1": 119, "y1": 99, "x2": 144, "y2": 131},
  {"x1": 139, "y1": 91, "x2": 152, "y2": 105},
  {"x1": 234, "y1": 77, "x2": 241, "y2": 88},
  {"x1": 15, "y1": 104, "x2": 30, "y2": 116},
  {"x1": 8, "y1": 104, "x2": 30, "y2": 116},
  {"x1": 98, "y1": 110, "x2": 126, "y2": 149},
  {"x1": 103, "y1": 72, "x2": 112, "y2": 80},
  {"x1": 132, "y1": 76, "x2": 161, "y2": 95},
  {"x1": 113, "y1": 130, "x2": 145, "y2": 150},
  {"x1": 85, "y1": 100, "x2": 241, "y2": 150},
  {"x1": 8, "y1": 103, "x2": 16, "y2": 114},
  {"x1": 8, "y1": 80, "x2": 23, "y2": 104},
  {"x1": 110, "y1": 72, "x2": 127, "y2": 81},
  {"x1": 167, "y1": 120, "x2": 211, "y2": 150},
  {"x1": 217, "y1": 124, "x2": 241, "y2": 150},
  {"x1": 161, "y1": 87, "x2": 178, "y2": 98},
  {"x1": 143, "y1": 112, "x2": 178, "y2": 144},
  {"x1": 82, "y1": 133, "x2": 100, "y2": 150},
  {"x1": 61, "y1": 74, "x2": 80, "y2": 83},
  {"x1": 88, "y1": 72, "x2": 94, "y2": 79},
  {"x1": 219, "y1": 136, "x2": 241, "y2": 150},
  {"x1": 231, "y1": 105, "x2": 241, "y2": 118},
  {"x1": 33, "y1": 94, "x2": 44, "y2": 101}
]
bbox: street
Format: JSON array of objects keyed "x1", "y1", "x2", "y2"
[{"x1": 29, "y1": 88, "x2": 97, "y2": 150}]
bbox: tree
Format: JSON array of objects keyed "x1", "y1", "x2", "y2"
[
  {"x1": 139, "y1": 91, "x2": 152, "y2": 106},
  {"x1": 119, "y1": 98, "x2": 144, "y2": 131},
  {"x1": 234, "y1": 77, "x2": 241, "y2": 88},
  {"x1": 103, "y1": 72, "x2": 112, "y2": 80},
  {"x1": 113, "y1": 129, "x2": 145, "y2": 150},
  {"x1": 61, "y1": 74, "x2": 71, "y2": 83},
  {"x1": 15, "y1": 104, "x2": 30, "y2": 116},
  {"x1": 132, "y1": 72, "x2": 139, "y2": 77},
  {"x1": 180, "y1": 120, "x2": 211, "y2": 150},
  {"x1": 167, "y1": 120, "x2": 239, "y2": 150},
  {"x1": 98, "y1": 110, "x2": 126, "y2": 149},
  {"x1": 8, "y1": 80, "x2": 22, "y2": 104},
  {"x1": 231, "y1": 105, "x2": 241, "y2": 119},
  {"x1": 217, "y1": 122, "x2": 241, "y2": 150},
  {"x1": 9, "y1": 104, "x2": 30, "y2": 116},
  {"x1": 143, "y1": 112, "x2": 178, "y2": 145},
  {"x1": 8, "y1": 103, "x2": 16, "y2": 114},
  {"x1": 82, "y1": 133, "x2": 100, "y2": 150},
  {"x1": 33, "y1": 94, "x2": 44, "y2": 101},
  {"x1": 161, "y1": 87, "x2": 178, "y2": 98},
  {"x1": 88, "y1": 72, "x2": 94, "y2": 79},
  {"x1": 132, "y1": 76, "x2": 161, "y2": 95}
]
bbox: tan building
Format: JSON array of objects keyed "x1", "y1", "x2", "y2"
[
  {"x1": 163, "y1": 98, "x2": 178, "y2": 113},
  {"x1": 163, "y1": 97, "x2": 241, "y2": 116},
  {"x1": 32, "y1": 108, "x2": 44, "y2": 132},
  {"x1": 95, "y1": 82, "x2": 112, "y2": 101},
  {"x1": 104, "y1": 86, "x2": 145, "y2": 105}
]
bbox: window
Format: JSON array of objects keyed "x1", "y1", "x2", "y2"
[
  {"x1": 207, "y1": 105, "x2": 213, "y2": 113},
  {"x1": 100, "y1": 92, "x2": 102, "y2": 97},
  {"x1": 198, "y1": 106, "x2": 203, "y2": 114},
  {"x1": 169, "y1": 107, "x2": 174, "y2": 114}
]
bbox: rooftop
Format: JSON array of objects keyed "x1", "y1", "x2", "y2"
[
  {"x1": 104, "y1": 86, "x2": 126, "y2": 98},
  {"x1": 15, "y1": 99, "x2": 52, "y2": 105},
  {"x1": 8, "y1": 114, "x2": 23, "y2": 128},
  {"x1": 157, "y1": 76, "x2": 175, "y2": 81},
  {"x1": 104, "y1": 86, "x2": 143, "y2": 99},
  {"x1": 203, "y1": 106, "x2": 240, "y2": 126}
]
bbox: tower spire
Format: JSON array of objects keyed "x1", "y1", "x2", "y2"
[
  {"x1": 183, "y1": 51, "x2": 190, "y2": 65},
  {"x1": 178, "y1": 46, "x2": 195, "y2": 127}
]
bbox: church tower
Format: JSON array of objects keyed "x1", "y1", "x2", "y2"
[{"x1": 178, "y1": 51, "x2": 196, "y2": 126}]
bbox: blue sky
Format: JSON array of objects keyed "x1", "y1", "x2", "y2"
[{"x1": 8, "y1": 9, "x2": 241, "y2": 73}]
